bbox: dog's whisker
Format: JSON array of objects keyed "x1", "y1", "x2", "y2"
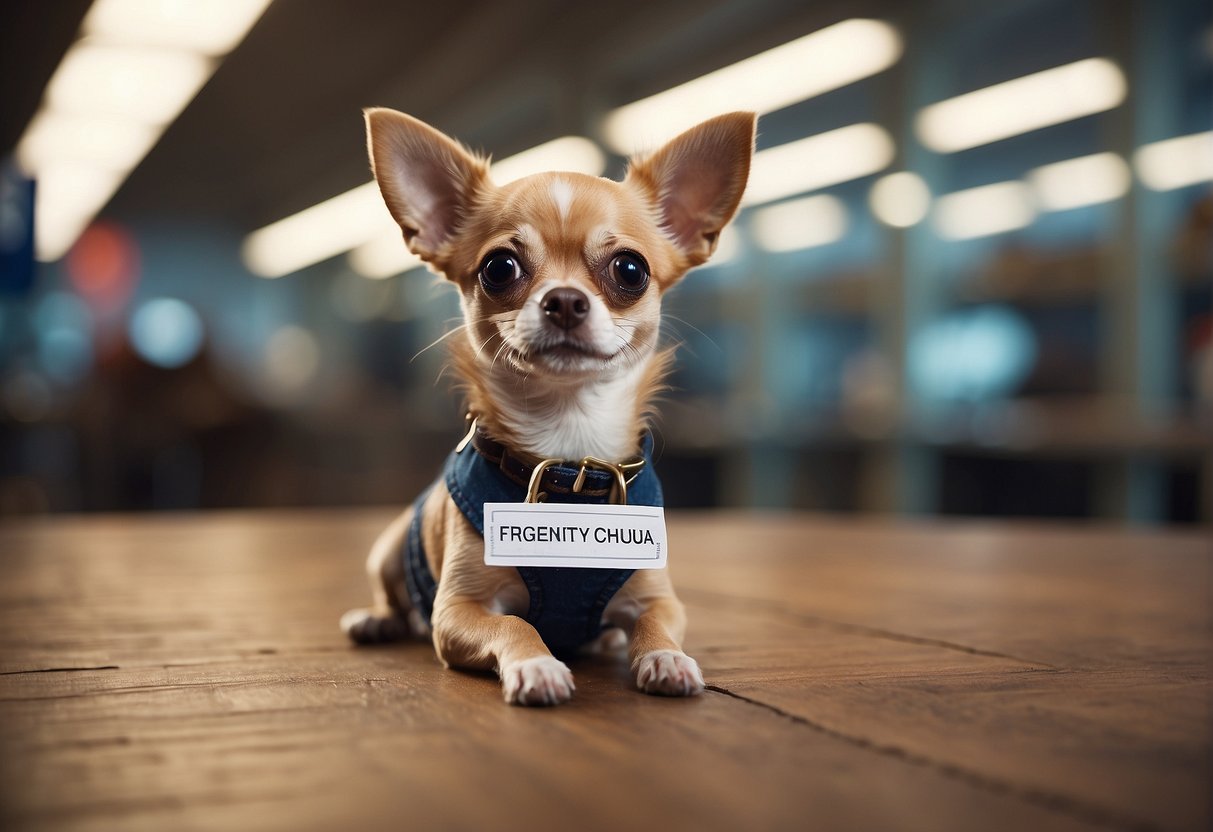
[
  {"x1": 411, "y1": 322, "x2": 469, "y2": 363},
  {"x1": 661, "y1": 313, "x2": 722, "y2": 354},
  {"x1": 413, "y1": 312, "x2": 511, "y2": 362},
  {"x1": 433, "y1": 363, "x2": 451, "y2": 387},
  {"x1": 472, "y1": 330, "x2": 500, "y2": 361},
  {"x1": 489, "y1": 337, "x2": 514, "y2": 373}
]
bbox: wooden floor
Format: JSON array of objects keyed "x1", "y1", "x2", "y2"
[{"x1": 0, "y1": 510, "x2": 1208, "y2": 832}]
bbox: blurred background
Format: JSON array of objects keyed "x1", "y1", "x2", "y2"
[{"x1": 0, "y1": 0, "x2": 1209, "y2": 524}]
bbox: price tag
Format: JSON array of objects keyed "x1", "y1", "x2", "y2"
[{"x1": 483, "y1": 502, "x2": 667, "y2": 569}]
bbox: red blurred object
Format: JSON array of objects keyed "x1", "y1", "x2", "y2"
[{"x1": 66, "y1": 221, "x2": 140, "y2": 311}]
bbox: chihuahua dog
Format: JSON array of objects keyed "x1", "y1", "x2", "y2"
[{"x1": 340, "y1": 108, "x2": 755, "y2": 705}]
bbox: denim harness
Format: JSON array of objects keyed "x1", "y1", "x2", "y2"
[{"x1": 402, "y1": 433, "x2": 662, "y2": 657}]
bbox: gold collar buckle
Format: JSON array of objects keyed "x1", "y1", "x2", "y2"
[
  {"x1": 526, "y1": 458, "x2": 568, "y2": 504},
  {"x1": 572, "y1": 456, "x2": 631, "y2": 505},
  {"x1": 525, "y1": 455, "x2": 644, "y2": 505}
]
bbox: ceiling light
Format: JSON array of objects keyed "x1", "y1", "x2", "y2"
[
  {"x1": 256, "y1": 136, "x2": 606, "y2": 279},
  {"x1": 34, "y1": 164, "x2": 127, "y2": 262},
  {"x1": 710, "y1": 224, "x2": 742, "y2": 265},
  {"x1": 84, "y1": 0, "x2": 272, "y2": 56},
  {"x1": 603, "y1": 19, "x2": 902, "y2": 155},
  {"x1": 1028, "y1": 152, "x2": 1130, "y2": 211},
  {"x1": 751, "y1": 194, "x2": 848, "y2": 252},
  {"x1": 16, "y1": 1, "x2": 274, "y2": 261},
  {"x1": 17, "y1": 111, "x2": 159, "y2": 173},
  {"x1": 46, "y1": 43, "x2": 213, "y2": 125},
  {"x1": 348, "y1": 233, "x2": 424, "y2": 280},
  {"x1": 869, "y1": 171, "x2": 931, "y2": 227},
  {"x1": 933, "y1": 181, "x2": 1036, "y2": 240},
  {"x1": 1134, "y1": 132, "x2": 1213, "y2": 191},
  {"x1": 916, "y1": 58, "x2": 1127, "y2": 153},
  {"x1": 490, "y1": 136, "x2": 606, "y2": 184},
  {"x1": 243, "y1": 182, "x2": 394, "y2": 278},
  {"x1": 742, "y1": 123, "x2": 894, "y2": 207}
]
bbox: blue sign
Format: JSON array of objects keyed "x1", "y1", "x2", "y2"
[{"x1": 0, "y1": 161, "x2": 36, "y2": 296}]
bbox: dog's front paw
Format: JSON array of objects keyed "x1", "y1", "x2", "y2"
[
  {"x1": 633, "y1": 649, "x2": 704, "y2": 696},
  {"x1": 501, "y1": 656, "x2": 575, "y2": 706}
]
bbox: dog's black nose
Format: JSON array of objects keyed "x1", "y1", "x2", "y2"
[{"x1": 541, "y1": 287, "x2": 590, "y2": 330}]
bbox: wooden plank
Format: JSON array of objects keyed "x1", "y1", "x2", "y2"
[
  {"x1": 0, "y1": 652, "x2": 1095, "y2": 832},
  {"x1": 666, "y1": 514, "x2": 1211, "y2": 831},
  {"x1": 685, "y1": 602, "x2": 1208, "y2": 832},
  {"x1": 670, "y1": 512, "x2": 1210, "y2": 668},
  {"x1": 0, "y1": 510, "x2": 1207, "y2": 832},
  {"x1": 0, "y1": 512, "x2": 381, "y2": 672}
]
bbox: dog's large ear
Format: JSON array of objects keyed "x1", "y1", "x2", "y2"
[
  {"x1": 626, "y1": 112, "x2": 756, "y2": 266},
  {"x1": 365, "y1": 108, "x2": 490, "y2": 263}
]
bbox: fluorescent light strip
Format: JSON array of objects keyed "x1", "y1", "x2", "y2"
[
  {"x1": 916, "y1": 58, "x2": 1127, "y2": 153},
  {"x1": 489, "y1": 136, "x2": 606, "y2": 185},
  {"x1": 934, "y1": 181, "x2": 1036, "y2": 240},
  {"x1": 710, "y1": 224, "x2": 742, "y2": 265},
  {"x1": 84, "y1": 0, "x2": 273, "y2": 56},
  {"x1": 33, "y1": 165, "x2": 127, "y2": 263},
  {"x1": 1028, "y1": 152, "x2": 1130, "y2": 211},
  {"x1": 246, "y1": 135, "x2": 606, "y2": 280},
  {"x1": 751, "y1": 194, "x2": 848, "y2": 252},
  {"x1": 603, "y1": 19, "x2": 902, "y2": 155},
  {"x1": 743, "y1": 123, "x2": 894, "y2": 207},
  {"x1": 17, "y1": 111, "x2": 159, "y2": 173},
  {"x1": 244, "y1": 182, "x2": 396, "y2": 279},
  {"x1": 16, "y1": 0, "x2": 273, "y2": 262},
  {"x1": 1134, "y1": 132, "x2": 1213, "y2": 191},
  {"x1": 45, "y1": 43, "x2": 213, "y2": 125},
  {"x1": 347, "y1": 232, "x2": 424, "y2": 280}
]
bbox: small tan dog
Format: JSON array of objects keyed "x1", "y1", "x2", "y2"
[{"x1": 341, "y1": 108, "x2": 755, "y2": 705}]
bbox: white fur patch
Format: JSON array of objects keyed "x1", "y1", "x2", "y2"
[
  {"x1": 549, "y1": 179, "x2": 574, "y2": 224},
  {"x1": 486, "y1": 348, "x2": 649, "y2": 460},
  {"x1": 634, "y1": 649, "x2": 704, "y2": 697},
  {"x1": 501, "y1": 655, "x2": 575, "y2": 706}
]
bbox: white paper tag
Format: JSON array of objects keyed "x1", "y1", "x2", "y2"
[{"x1": 483, "y1": 502, "x2": 667, "y2": 569}]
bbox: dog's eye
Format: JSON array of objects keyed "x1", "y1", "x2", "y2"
[
  {"x1": 609, "y1": 252, "x2": 649, "y2": 293},
  {"x1": 479, "y1": 251, "x2": 522, "y2": 293}
]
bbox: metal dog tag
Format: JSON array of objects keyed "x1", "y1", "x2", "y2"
[{"x1": 483, "y1": 502, "x2": 667, "y2": 569}]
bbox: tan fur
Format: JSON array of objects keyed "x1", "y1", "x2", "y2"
[{"x1": 344, "y1": 109, "x2": 755, "y2": 705}]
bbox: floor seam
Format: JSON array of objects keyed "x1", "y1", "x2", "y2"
[
  {"x1": 681, "y1": 587, "x2": 1056, "y2": 668},
  {"x1": 704, "y1": 684, "x2": 1157, "y2": 832},
  {"x1": 0, "y1": 665, "x2": 120, "y2": 676}
]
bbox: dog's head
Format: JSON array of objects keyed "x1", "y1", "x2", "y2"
[{"x1": 366, "y1": 109, "x2": 754, "y2": 384}]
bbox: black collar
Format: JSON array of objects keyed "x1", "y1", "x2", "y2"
[{"x1": 462, "y1": 424, "x2": 651, "y2": 504}]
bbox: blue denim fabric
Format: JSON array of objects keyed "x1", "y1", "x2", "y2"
[{"x1": 402, "y1": 435, "x2": 662, "y2": 657}]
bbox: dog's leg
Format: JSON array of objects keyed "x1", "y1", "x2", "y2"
[
  {"x1": 612, "y1": 571, "x2": 704, "y2": 696},
  {"x1": 340, "y1": 507, "x2": 423, "y2": 644},
  {"x1": 431, "y1": 598, "x2": 575, "y2": 706},
  {"x1": 426, "y1": 500, "x2": 575, "y2": 706},
  {"x1": 629, "y1": 597, "x2": 704, "y2": 696}
]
